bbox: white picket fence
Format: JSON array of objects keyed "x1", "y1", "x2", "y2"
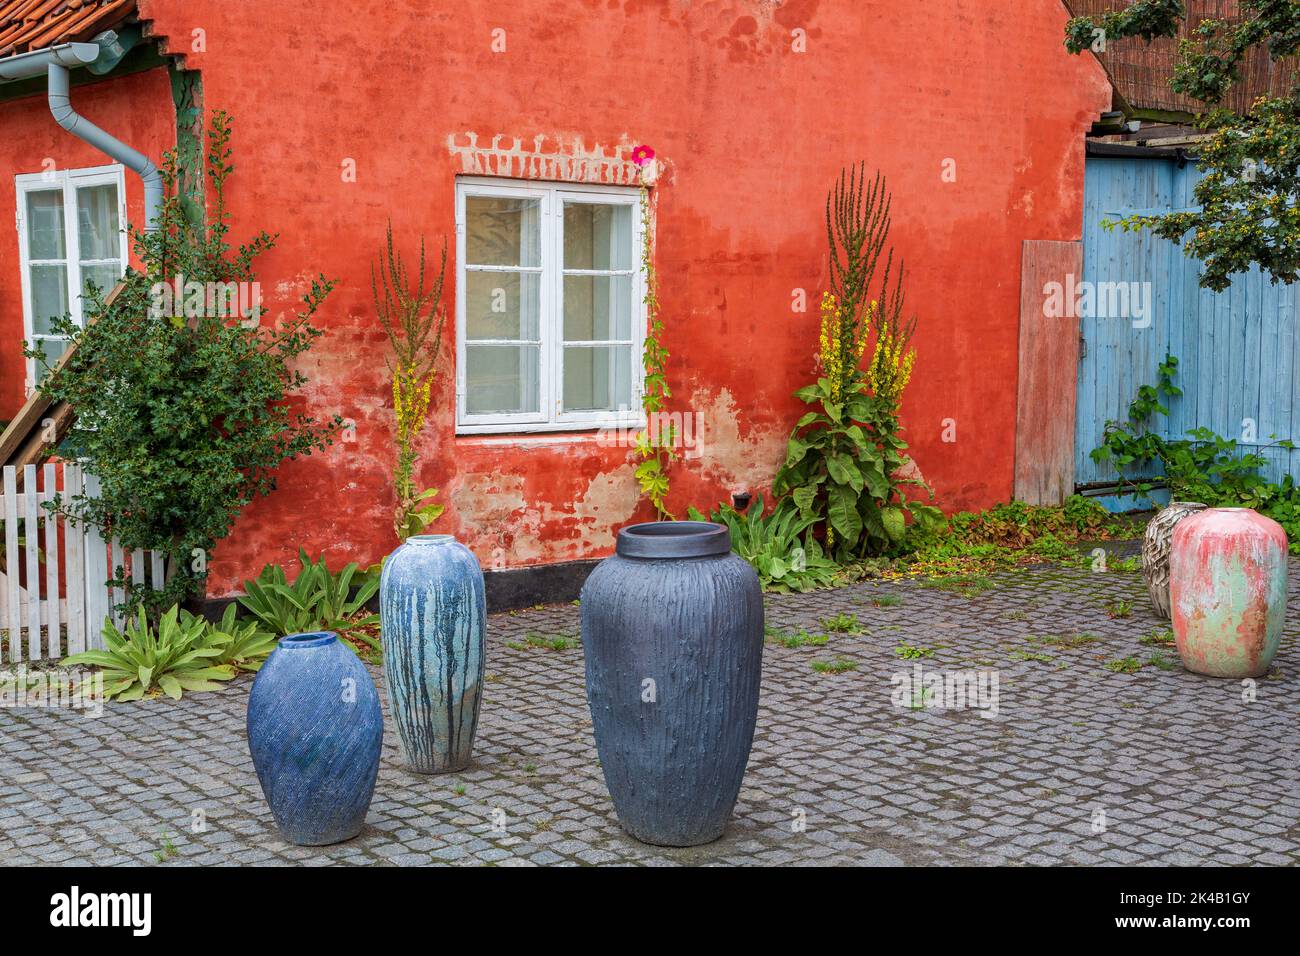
[{"x1": 0, "y1": 463, "x2": 167, "y2": 664}]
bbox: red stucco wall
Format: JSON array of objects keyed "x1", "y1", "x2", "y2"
[{"x1": 1, "y1": 1, "x2": 1110, "y2": 595}]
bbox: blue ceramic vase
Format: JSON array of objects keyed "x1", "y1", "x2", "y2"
[
  {"x1": 246, "y1": 631, "x2": 383, "y2": 846},
  {"x1": 380, "y1": 534, "x2": 486, "y2": 773},
  {"x1": 581, "y1": 521, "x2": 764, "y2": 846}
]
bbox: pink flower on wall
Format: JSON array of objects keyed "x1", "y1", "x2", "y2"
[{"x1": 630, "y1": 144, "x2": 656, "y2": 167}]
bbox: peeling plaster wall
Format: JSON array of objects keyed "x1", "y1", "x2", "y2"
[
  {"x1": 3, "y1": 1, "x2": 1110, "y2": 595},
  {"x1": 447, "y1": 131, "x2": 648, "y2": 185}
]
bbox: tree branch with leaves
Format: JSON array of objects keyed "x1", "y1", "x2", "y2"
[{"x1": 1066, "y1": 0, "x2": 1300, "y2": 291}]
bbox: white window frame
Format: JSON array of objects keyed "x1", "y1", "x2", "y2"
[
  {"x1": 15, "y1": 163, "x2": 128, "y2": 393},
  {"x1": 455, "y1": 177, "x2": 646, "y2": 434}
]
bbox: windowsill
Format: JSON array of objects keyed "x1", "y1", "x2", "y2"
[{"x1": 454, "y1": 417, "x2": 647, "y2": 446}]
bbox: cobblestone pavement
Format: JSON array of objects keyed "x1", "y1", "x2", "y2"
[{"x1": 2, "y1": 556, "x2": 1298, "y2": 866}]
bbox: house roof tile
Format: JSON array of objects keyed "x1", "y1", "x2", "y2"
[{"x1": 0, "y1": 0, "x2": 134, "y2": 58}]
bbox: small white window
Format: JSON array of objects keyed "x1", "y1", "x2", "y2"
[
  {"x1": 15, "y1": 164, "x2": 128, "y2": 391},
  {"x1": 455, "y1": 177, "x2": 645, "y2": 433}
]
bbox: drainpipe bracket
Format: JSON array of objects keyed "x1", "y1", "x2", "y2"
[{"x1": 87, "y1": 26, "x2": 143, "y2": 76}]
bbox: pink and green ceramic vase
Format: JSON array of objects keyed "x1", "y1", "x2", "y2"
[{"x1": 1169, "y1": 507, "x2": 1287, "y2": 678}]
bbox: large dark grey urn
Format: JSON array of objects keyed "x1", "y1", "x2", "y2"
[{"x1": 580, "y1": 521, "x2": 764, "y2": 847}]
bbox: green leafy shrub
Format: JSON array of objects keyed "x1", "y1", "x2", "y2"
[
  {"x1": 946, "y1": 497, "x2": 1130, "y2": 548},
  {"x1": 239, "y1": 549, "x2": 380, "y2": 654},
  {"x1": 901, "y1": 496, "x2": 1131, "y2": 576},
  {"x1": 688, "y1": 495, "x2": 840, "y2": 592},
  {"x1": 774, "y1": 374, "x2": 944, "y2": 558},
  {"x1": 1064, "y1": 0, "x2": 1184, "y2": 55},
  {"x1": 63, "y1": 606, "x2": 237, "y2": 701},
  {"x1": 1092, "y1": 354, "x2": 1300, "y2": 550},
  {"x1": 28, "y1": 111, "x2": 340, "y2": 620}
]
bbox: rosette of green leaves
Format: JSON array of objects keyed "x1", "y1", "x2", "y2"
[
  {"x1": 239, "y1": 549, "x2": 379, "y2": 651},
  {"x1": 63, "y1": 606, "x2": 237, "y2": 701},
  {"x1": 208, "y1": 604, "x2": 277, "y2": 673},
  {"x1": 688, "y1": 495, "x2": 840, "y2": 592}
]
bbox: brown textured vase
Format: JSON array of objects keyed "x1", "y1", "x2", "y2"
[{"x1": 1141, "y1": 501, "x2": 1207, "y2": 619}]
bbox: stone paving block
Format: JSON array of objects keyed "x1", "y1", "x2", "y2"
[{"x1": 3, "y1": 561, "x2": 1299, "y2": 865}]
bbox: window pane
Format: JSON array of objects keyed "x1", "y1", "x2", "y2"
[
  {"x1": 81, "y1": 263, "x2": 121, "y2": 304},
  {"x1": 563, "y1": 274, "x2": 632, "y2": 341},
  {"x1": 563, "y1": 202, "x2": 631, "y2": 270},
  {"x1": 465, "y1": 271, "x2": 540, "y2": 340},
  {"x1": 77, "y1": 184, "x2": 120, "y2": 260},
  {"x1": 30, "y1": 264, "x2": 69, "y2": 335},
  {"x1": 563, "y1": 345, "x2": 633, "y2": 412},
  {"x1": 25, "y1": 190, "x2": 65, "y2": 260},
  {"x1": 466, "y1": 344, "x2": 540, "y2": 415},
  {"x1": 31, "y1": 337, "x2": 69, "y2": 371},
  {"x1": 466, "y1": 196, "x2": 540, "y2": 267}
]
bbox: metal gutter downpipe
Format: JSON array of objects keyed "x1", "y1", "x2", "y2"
[
  {"x1": 47, "y1": 62, "x2": 162, "y2": 230},
  {"x1": 0, "y1": 41, "x2": 99, "y2": 80}
]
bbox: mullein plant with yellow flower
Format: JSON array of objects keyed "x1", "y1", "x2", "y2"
[
  {"x1": 373, "y1": 222, "x2": 447, "y2": 541},
  {"x1": 391, "y1": 364, "x2": 440, "y2": 539},
  {"x1": 774, "y1": 165, "x2": 942, "y2": 561},
  {"x1": 818, "y1": 291, "x2": 871, "y2": 404},
  {"x1": 866, "y1": 287, "x2": 917, "y2": 417}
]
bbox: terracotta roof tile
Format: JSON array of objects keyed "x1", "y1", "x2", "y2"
[{"x1": 0, "y1": 0, "x2": 133, "y2": 58}]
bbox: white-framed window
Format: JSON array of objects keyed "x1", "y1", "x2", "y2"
[
  {"x1": 455, "y1": 177, "x2": 646, "y2": 434},
  {"x1": 15, "y1": 164, "x2": 128, "y2": 390}
]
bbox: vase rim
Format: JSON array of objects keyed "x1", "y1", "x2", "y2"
[
  {"x1": 280, "y1": 631, "x2": 338, "y2": 648},
  {"x1": 616, "y1": 521, "x2": 732, "y2": 559},
  {"x1": 407, "y1": 534, "x2": 455, "y2": 545}
]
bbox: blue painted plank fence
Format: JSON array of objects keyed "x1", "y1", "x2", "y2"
[{"x1": 1077, "y1": 154, "x2": 1300, "y2": 509}]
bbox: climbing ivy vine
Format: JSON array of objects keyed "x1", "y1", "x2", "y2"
[{"x1": 633, "y1": 187, "x2": 677, "y2": 518}]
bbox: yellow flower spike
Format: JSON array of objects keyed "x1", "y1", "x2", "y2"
[{"x1": 819, "y1": 291, "x2": 848, "y2": 402}]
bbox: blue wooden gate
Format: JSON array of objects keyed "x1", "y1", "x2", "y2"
[{"x1": 1077, "y1": 152, "x2": 1300, "y2": 508}]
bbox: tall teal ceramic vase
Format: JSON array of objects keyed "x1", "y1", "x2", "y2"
[{"x1": 380, "y1": 534, "x2": 486, "y2": 773}]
